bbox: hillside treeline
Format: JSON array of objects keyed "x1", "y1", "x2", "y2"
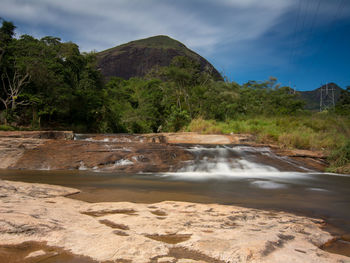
[
  {"x1": 0, "y1": 21, "x2": 312, "y2": 132},
  {"x1": 0, "y1": 20, "x2": 349, "y2": 133},
  {"x1": 1, "y1": 20, "x2": 349, "y2": 172}
]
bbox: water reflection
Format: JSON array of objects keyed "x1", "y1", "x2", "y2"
[{"x1": 0, "y1": 145, "x2": 349, "y2": 236}]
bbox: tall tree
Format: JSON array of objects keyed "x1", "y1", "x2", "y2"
[{"x1": 0, "y1": 19, "x2": 15, "y2": 63}]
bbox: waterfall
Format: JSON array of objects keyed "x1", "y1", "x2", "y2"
[{"x1": 159, "y1": 146, "x2": 308, "y2": 182}]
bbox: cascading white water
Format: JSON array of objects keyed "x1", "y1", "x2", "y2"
[{"x1": 160, "y1": 146, "x2": 308, "y2": 184}]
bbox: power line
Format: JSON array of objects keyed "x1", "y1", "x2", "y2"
[
  {"x1": 294, "y1": 0, "x2": 346, "y2": 86},
  {"x1": 290, "y1": 0, "x2": 321, "y2": 68},
  {"x1": 288, "y1": 0, "x2": 302, "y2": 69},
  {"x1": 307, "y1": 0, "x2": 322, "y2": 37},
  {"x1": 299, "y1": 0, "x2": 312, "y2": 37},
  {"x1": 290, "y1": 0, "x2": 322, "y2": 72}
]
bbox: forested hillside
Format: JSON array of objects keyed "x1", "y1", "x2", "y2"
[
  {"x1": 0, "y1": 20, "x2": 308, "y2": 133},
  {"x1": 0, "y1": 20, "x2": 103, "y2": 131},
  {"x1": 1, "y1": 20, "x2": 349, "y2": 172}
]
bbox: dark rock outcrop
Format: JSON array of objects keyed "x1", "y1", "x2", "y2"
[{"x1": 97, "y1": 35, "x2": 223, "y2": 81}]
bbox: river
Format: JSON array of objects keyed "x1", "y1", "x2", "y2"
[{"x1": 1, "y1": 145, "x2": 349, "y2": 240}]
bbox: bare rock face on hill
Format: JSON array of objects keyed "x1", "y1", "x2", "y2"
[{"x1": 97, "y1": 35, "x2": 223, "y2": 81}]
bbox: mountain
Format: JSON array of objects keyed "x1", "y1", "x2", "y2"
[
  {"x1": 96, "y1": 35, "x2": 223, "y2": 81},
  {"x1": 299, "y1": 83, "x2": 343, "y2": 110}
]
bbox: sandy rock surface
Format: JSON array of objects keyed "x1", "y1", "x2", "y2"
[
  {"x1": 159, "y1": 132, "x2": 253, "y2": 145},
  {"x1": 0, "y1": 179, "x2": 348, "y2": 263}
]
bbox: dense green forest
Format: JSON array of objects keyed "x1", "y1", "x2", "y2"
[{"x1": 0, "y1": 20, "x2": 349, "y2": 172}]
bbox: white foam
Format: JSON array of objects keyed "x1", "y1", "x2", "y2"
[
  {"x1": 114, "y1": 159, "x2": 133, "y2": 166},
  {"x1": 308, "y1": 187, "x2": 330, "y2": 192},
  {"x1": 39, "y1": 166, "x2": 51, "y2": 171},
  {"x1": 112, "y1": 137, "x2": 132, "y2": 142},
  {"x1": 78, "y1": 161, "x2": 88, "y2": 170},
  {"x1": 110, "y1": 147, "x2": 132, "y2": 152},
  {"x1": 159, "y1": 146, "x2": 307, "y2": 181},
  {"x1": 250, "y1": 180, "x2": 288, "y2": 189}
]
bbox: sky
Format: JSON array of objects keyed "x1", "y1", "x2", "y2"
[{"x1": 0, "y1": 0, "x2": 349, "y2": 91}]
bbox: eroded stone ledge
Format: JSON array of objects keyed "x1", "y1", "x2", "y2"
[{"x1": 0, "y1": 179, "x2": 348, "y2": 263}]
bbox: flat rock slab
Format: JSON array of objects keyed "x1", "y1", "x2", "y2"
[
  {"x1": 10, "y1": 140, "x2": 193, "y2": 172},
  {"x1": 0, "y1": 179, "x2": 348, "y2": 263},
  {"x1": 159, "y1": 132, "x2": 253, "y2": 145},
  {"x1": 0, "y1": 131, "x2": 74, "y2": 140},
  {"x1": 0, "y1": 131, "x2": 326, "y2": 172}
]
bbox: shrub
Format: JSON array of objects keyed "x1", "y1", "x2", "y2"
[
  {"x1": 328, "y1": 140, "x2": 350, "y2": 171},
  {"x1": 0, "y1": 125, "x2": 16, "y2": 131}
]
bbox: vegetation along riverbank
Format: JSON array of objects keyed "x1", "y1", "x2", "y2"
[{"x1": 1, "y1": 20, "x2": 349, "y2": 173}]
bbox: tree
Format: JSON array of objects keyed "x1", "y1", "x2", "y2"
[
  {"x1": 335, "y1": 87, "x2": 350, "y2": 115},
  {"x1": 0, "y1": 19, "x2": 15, "y2": 63},
  {"x1": 0, "y1": 67, "x2": 30, "y2": 124}
]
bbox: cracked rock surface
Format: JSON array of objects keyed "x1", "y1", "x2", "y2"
[{"x1": 0, "y1": 179, "x2": 348, "y2": 262}]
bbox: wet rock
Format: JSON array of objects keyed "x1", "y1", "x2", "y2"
[
  {"x1": 0, "y1": 131, "x2": 326, "y2": 173},
  {"x1": 24, "y1": 249, "x2": 46, "y2": 258},
  {"x1": 6, "y1": 138, "x2": 193, "y2": 173}
]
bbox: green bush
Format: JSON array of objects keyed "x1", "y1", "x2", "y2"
[
  {"x1": 165, "y1": 106, "x2": 191, "y2": 132},
  {"x1": 0, "y1": 125, "x2": 16, "y2": 131},
  {"x1": 327, "y1": 140, "x2": 350, "y2": 173}
]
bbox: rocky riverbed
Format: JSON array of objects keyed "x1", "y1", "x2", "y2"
[
  {"x1": 0, "y1": 179, "x2": 349, "y2": 263},
  {"x1": 1, "y1": 131, "x2": 341, "y2": 262},
  {"x1": 0, "y1": 131, "x2": 327, "y2": 172}
]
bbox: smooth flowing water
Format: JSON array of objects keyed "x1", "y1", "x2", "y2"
[{"x1": 1, "y1": 145, "x2": 350, "y2": 237}]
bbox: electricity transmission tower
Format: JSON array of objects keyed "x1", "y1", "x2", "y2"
[
  {"x1": 288, "y1": 82, "x2": 296, "y2": 94},
  {"x1": 319, "y1": 83, "x2": 335, "y2": 111}
]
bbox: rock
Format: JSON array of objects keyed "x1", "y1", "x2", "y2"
[
  {"x1": 0, "y1": 132, "x2": 194, "y2": 172},
  {"x1": 10, "y1": 140, "x2": 193, "y2": 173},
  {"x1": 0, "y1": 131, "x2": 74, "y2": 140},
  {"x1": 273, "y1": 148, "x2": 327, "y2": 171},
  {"x1": 96, "y1": 35, "x2": 223, "y2": 81},
  {"x1": 0, "y1": 180, "x2": 80, "y2": 198},
  {"x1": 0, "y1": 131, "x2": 326, "y2": 173},
  {"x1": 0, "y1": 180, "x2": 348, "y2": 263},
  {"x1": 177, "y1": 260, "x2": 203, "y2": 263},
  {"x1": 25, "y1": 249, "x2": 47, "y2": 258},
  {"x1": 157, "y1": 256, "x2": 176, "y2": 263},
  {"x1": 0, "y1": 137, "x2": 47, "y2": 169},
  {"x1": 159, "y1": 132, "x2": 254, "y2": 145}
]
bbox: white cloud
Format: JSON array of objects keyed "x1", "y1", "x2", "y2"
[
  {"x1": 0, "y1": 0, "x2": 348, "y2": 63},
  {"x1": 0, "y1": 0, "x2": 293, "y2": 52}
]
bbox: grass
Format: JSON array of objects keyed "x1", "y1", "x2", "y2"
[
  {"x1": 327, "y1": 140, "x2": 350, "y2": 173},
  {"x1": 0, "y1": 125, "x2": 16, "y2": 131},
  {"x1": 186, "y1": 113, "x2": 350, "y2": 173}
]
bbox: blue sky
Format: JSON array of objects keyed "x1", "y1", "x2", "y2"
[{"x1": 1, "y1": 0, "x2": 349, "y2": 91}]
